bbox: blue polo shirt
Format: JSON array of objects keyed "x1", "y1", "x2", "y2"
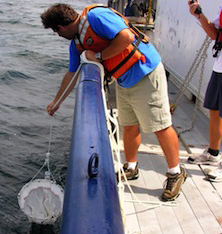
[{"x1": 69, "y1": 7, "x2": 161, "y2": 88}]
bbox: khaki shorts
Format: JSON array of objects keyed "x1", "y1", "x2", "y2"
[{"x1": 116, "y1": 62, "x2": 172, "y2": 133}]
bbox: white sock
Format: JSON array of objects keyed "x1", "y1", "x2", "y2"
[
  {"x1": 168, "y1": 165, "x2": 181, "y2": 174},
  {"x1": 127, "y1": 161, "x2": 137, "y2": 170}
]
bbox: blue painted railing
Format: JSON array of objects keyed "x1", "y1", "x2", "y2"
[{"x1": 60, "y1": 63, "x2": 124, "y2": 234}]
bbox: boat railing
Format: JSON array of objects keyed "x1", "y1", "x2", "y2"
[{"x1": 60, "y1": 63, "x2": 124, "y2": 234}]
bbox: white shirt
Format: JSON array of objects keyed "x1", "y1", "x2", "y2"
[{"x1": 213, "y1": 6, "x2": 222, "y2": 72}]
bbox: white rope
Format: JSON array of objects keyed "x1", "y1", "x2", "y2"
[
  {"x1": 30, "y1": 119, "x2": 56, "y2": 182},
  {"x1": 35, "y1": 55, "x2": 86, "y2": 185},
  {"x1": 106, "y1": 110, "x2": 179, "y2": 210},
  {"x1": 29, "y1": 52, "x2": 104, "y2": 185},
  {"x1": 52, "y1": 64, "x2": 82, "y2": 112},
  {"x1": 52, "y1": 51, "x2": 105, "y2": 113},
  {"x1": 104, "y1": 105, "x2": 178, "y2": 234}
]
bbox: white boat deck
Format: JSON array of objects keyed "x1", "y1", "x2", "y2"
[{"x1": 111, "y1": 78, "x2": 222, "y2": 234}]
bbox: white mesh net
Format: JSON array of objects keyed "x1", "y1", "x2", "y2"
[{"x1": 18, "y1": 179, "x2": 64, "y2": 225}]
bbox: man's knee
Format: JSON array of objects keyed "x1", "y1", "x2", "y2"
[
  {"x1": 154, "y1": 125, "x2": 171, "y2": 135},
  {"x1": 124, "y1": 125, "x2": 140, "y2": 134}
]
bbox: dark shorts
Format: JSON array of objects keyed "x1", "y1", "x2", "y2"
[{"x1": 204, "y1": 71, "x2": 222, "y2": 117}]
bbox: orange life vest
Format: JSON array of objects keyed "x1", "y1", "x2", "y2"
[
  {"x1": 213, "y1": 10, "x2": 222, "y2": 57},
  {"x1": 74, "y1": 4, "x2": 148, "y2": 79}
]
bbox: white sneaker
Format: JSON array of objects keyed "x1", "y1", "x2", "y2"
[
  {"x1": 206, "y1": 161, "x2": 222, "y2": 182},
  {"x1": 188, "y1": 148, "x2": 221, "y2": 165}
]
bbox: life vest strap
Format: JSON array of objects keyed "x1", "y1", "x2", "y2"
[
  {"x1": 128, "y1": 22, "x2": 149, "y2": 43},
  {"x1": 213, "y1": 11, "x2": 222, "y2": 57},
  {"x1": 213, "y1": 28, "x2": 222, "y2": 57},
  {"x1": 74, "y1": 34, "x2": 86, "y2": 51},
  {"x1": 105, "y1": 26, "x2": 146, "y2": 78},
  {"x1": 105, "y1": 44, "x2": 139, "y2": 78}
]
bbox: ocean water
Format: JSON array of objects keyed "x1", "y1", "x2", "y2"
[{"x1": 0, "y1": 0, "x2": 105, "y2": 233}]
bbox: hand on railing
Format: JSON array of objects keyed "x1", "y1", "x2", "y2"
[{"x1": 81, "y1": 50, "x2": 102, "y2": 63}]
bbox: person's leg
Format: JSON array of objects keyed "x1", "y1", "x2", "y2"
[
  {"x1": 155, "y1": 125, "x2": 187, "y2": 201},
  {"x1": 115, "y1": 83, "x2": 140, "y2": 180},
  {"x1": 155, "y1": 126, "x2": 179, "y2": 169},
  {"x1": 188, "y1": 72, "x2": 222, "y2": 164},
  {"x1": 123, "y1": 124, "x2": 141, "y2": 163},
  {"x1": 204, "y1": 111, "x2": 222, "y2": 182},
  {"x1": 209, "y1": 110, "x2": 222, "y2": 150},
  {"x1": 205, "y1": 72, "x2": 222, "y2": 151},
  {"x1": 138, "y1": 63, "x2": 186, "y2": 200},
  {"x1": 115, "y1": 124, "x2": 141, "y2": 181}
]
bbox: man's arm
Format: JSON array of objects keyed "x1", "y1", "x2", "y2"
[
  {"x1": 85, "y1": 28, "x2": 135, "y2": 62},
  {"x1": 47, "y1": 71, "x2": 77, "y2": 116},
  {"x1": 188, "y1": 0, "x2": 218, "y2": 40}
]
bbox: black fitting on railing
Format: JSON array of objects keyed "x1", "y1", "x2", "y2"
[{"x1": 88, "y1": 153, "x2": 99, "y2": 178}]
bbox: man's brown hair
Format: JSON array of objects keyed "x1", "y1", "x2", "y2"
[{"x1": 41, "y1": 4, "x2": 78, "y2": 31}]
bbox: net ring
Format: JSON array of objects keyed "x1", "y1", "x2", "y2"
[{"x1": 18, "y1": 179, "x2": 64, "y2": 225}]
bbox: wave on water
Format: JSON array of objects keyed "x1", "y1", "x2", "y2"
[{"x1": 0, "y1": 70, "x2": 35, "y2": 83}]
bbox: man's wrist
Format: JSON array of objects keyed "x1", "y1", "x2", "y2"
[{"x1": 196, "y1": 13, "x2": 202, "y2": 20}]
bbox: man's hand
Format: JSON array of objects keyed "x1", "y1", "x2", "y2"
[
  {"x1": 47, "y1": 101, "x2": 59, "y2": 116},
  {"x1": 188, "y1": 0, "x2": 202, "y2": 17},
  {"x1": 85, "y1": 50, "x2": 101, "y2": 62},
  {"x1": 46, "y1": 71, "x2": 76, "y2": 116},
  {"x1": 85, "y1": 28, "x2": 134, "y2": 62}
]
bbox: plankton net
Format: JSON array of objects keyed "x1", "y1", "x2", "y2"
[{"x1": 17, "y1": 123, "x2": 64, "y2": 225}]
